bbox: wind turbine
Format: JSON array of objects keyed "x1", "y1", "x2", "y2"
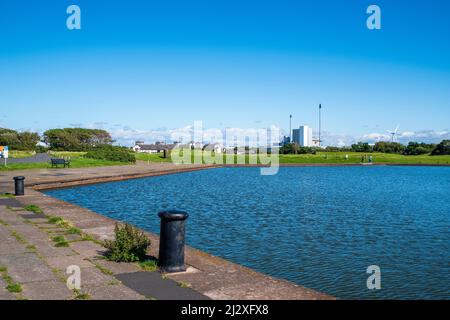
[{"x1": 387, "y1": 125, "x2": 400, "y2": 143}]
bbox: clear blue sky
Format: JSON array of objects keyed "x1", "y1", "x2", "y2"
[{"x1": 1, "y1": 0, "x2": 449, "y2": 145}]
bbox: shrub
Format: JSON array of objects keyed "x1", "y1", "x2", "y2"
[
  {"x1": 351, "y1": 142, "x2": 373, "y2": 153},
  {"x1": 403, "y1": 142, "x2": 435, "y2": 155},
  {"x1": 373, "y1": 141, "x2": 405, "y2": 154},
  {"x1": 104, "y1": 223, "x2": 150, "y2": 262},
  {"x1": 431, "y1": 140, "x2": 450, "y2": 156},
  {"x1": 84, "y1": 145, "x2": 136, "y2": 163},
  {"x1": 35, "y1": 145, "x2": 49, "y2": 153}
]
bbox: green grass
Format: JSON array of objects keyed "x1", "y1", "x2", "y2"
[
  {"x1": 94, "y1": 263, "x2": 114, "y2": 276},
  {"x1": 139, "y1": 259, "x2": 159, "y2": 272},
  {"x1": 0, "y1": 193, "x2": 15, "y2": 198},
  {"x1": 139, "y1": 150, "x2": 450, "y2": 165},
  {"x1": 73, "y1": 289, "x2": 91, "y2": 300},
  {"x1": 67, "y1": 226, "x2": 82, "y2": 235},
  {"x1": 0, "y1": 155, "x2": 134, "y2": 171},
  {"x1": 134, "y1": 152, "x2": 172, "y2": 162},
  {"x1": 26, "y1": 244, "x2": 37, "y2": 251},
  {"x1": 0, "y1": 266, "x2": 23, "y2": 294},
  {"x1": 48, "y1": 151, "x2": 86, "y2": 158},
  {"x1": 11, "y1": 231, "x2": 26, "y2": 244},
  {"x1": 6, "y1": 283, "x2": 22, "y2": 293},
  {"x1": 278, "y1": 152, "x2": 450, "y2": 165},
  {"x1": 9, "y1": 150, "x2": 36, "y2": 158},
  {"x1": 51, "y1": 235, "x2": 70, "y2": 247},
  {"x1": 47, "y1": 216, "x2": 63, "y2": 224},
  {"x1": 24, "y1": 204, "x2": 43, "y2": 214},
  {"x1": 178, "y1": 281, "x2": 190, "y2": 288}
]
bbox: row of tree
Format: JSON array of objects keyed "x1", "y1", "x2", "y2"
[
  {"x1": 0, "y1": 128, "x2": 113, "y2": 151},
  {"x1": 0, "y1": 128, "x2": 40, "y2": 150},
  {"x1": 350, "y1": 141, "x2": 449, "y2": 155}
]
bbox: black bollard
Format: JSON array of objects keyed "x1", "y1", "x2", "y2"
[
  {"x1": 13, "y1": 176, "x2": 25, "y2": 196},
  {"x1": 158, "y1": 210, "x2": 189, "y2": 273},
  {"x1": 163, "y1": 149, "x2": 168, "y2": 158}
]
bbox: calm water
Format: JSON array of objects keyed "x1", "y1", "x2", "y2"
[{"x1": 44, "y1": 166, "x2": 450, "y2": 299}]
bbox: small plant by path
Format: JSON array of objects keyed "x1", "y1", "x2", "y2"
[
  {"x1": 139, "y1": 259, "x2": 159, "y2": 272},
  {"x1": 26, "y1": 244, "x2": 37, "y2": 252},
  {"x1": 11, "y1": 230, "x2": 26, "y2": 244},
  {"x1": 73, "y1": 289, "x2": 91, "y2": 300},
  {"x1": 51, "y1": 235, "x2": 70, "y2": 247},
  {"x1": 67, "y1": 226, "x2": 82, "y2": 235},
  {"x1": 6, "y1": 283, "x2": 22, "y2": 293},
  {"x1": 24, "y1": 204, "x2": 43, "y2": 214},
  {"x1": 93, "y1": 263, "x2": 114, "y2": 276},
  {"x1": 104, "y1": 223, "x2": 150, "y2": 263},
  {"x1": 0, "y1": 265, "x2": 23, "y2": 294},
  {"x1": 178, "y1": 281, "x2": 190, "y2": 288},
  {"x1": 0, "y1": 193, "x2": 15, "y2": 199}
]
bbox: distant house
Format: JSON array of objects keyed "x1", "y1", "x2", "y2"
[
  {"x1": 133, "y1": 141, "x2": 175, "y2": 153},
  {"x1": 202, "y1": 143, "x2": 224, "y2": 154},
  {"x1": 188, "y1": 141, "x2": 204, "y2": 150}
]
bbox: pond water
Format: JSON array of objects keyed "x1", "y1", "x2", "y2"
[{"x1": 44, "y1": 166, "x2": 450, "y2": 299}]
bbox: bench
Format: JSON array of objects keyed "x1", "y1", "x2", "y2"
[{"x1": 50, "y1": 158, "x2": 71, "y2": 168}]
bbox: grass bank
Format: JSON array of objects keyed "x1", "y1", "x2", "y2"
[
  {"x1": 138, "y1": 150, "x2": 450, "y2": 165},
  {"x1": 0, "y1": 152, "x2": 133, "y2": 171}
]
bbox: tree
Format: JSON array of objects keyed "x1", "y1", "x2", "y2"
[
  {"x1": 373, "y1": 141, "x2": 405, "y2": 154},
  {"x1": 43, "y1": 128, "x2": 113, "y2": 151},
  {"x1": 403, "y1": 142, "x2": 435, "y2": 155},
  {"x1": 431, "y1": 140, "x2": 450, "y2": 156},
  {"x1": 351, "y1": 142, "x2": 373, "y2": 152},
  {"x1": 279, "y1": 143, "x2": 316, "y2": 154},
  {"x1": 0, "y1": 128, "x2": 40, "y2": 150}
]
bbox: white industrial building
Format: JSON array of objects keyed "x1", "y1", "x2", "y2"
[{"x1": 292, "y1": 125, "x2": 314, "y2": 147}]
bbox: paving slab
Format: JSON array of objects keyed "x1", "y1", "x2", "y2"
[
  {"x1": 70, "y1": 241, "x2": 106, "y2": 258},
  {"x1": 10, "y1": 224, "x2": 50, "y2": 242},
  {"x1": 82, "y1": 283, "x2": 145, "y2": 300},
  {"x1": 19, "y1": 214, "x2": 47, "y2": 221},
  {"x1": 22, "y1": 279, "x2": 73, "y2": 300},
  {"x1": 46, "y1": 255, "x2": 95, "y2": 271},
  {"x1": 78, "y1": 267, "x2": 116, "y2": 287},
  {"x1": 91, "y1": 258, "x2": 141, "y2": 275},
  {"x1": 116, "y1": 272, "x2": 209, "y2": 300},
  {"x1": 34, "y1": 243, "x2": 78, "y2": 258},
  {"x1": 0, "y1": 209, "x2": 25, "y2": 226},
  {"x1": 0, "y1": 243, "x2": 29, "y2": 255},
  {"x1": 0, "y1": 198, "x2": 22, "y2": 208},
  {"x1": 65, "y1": 234, "x2": 83, "y2": 242},
  {"x1": 0, "y1": 252, "x2": 56, "y2": 283}
]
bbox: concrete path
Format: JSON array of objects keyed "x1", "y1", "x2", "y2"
[
  {"x1": 0, "y1": 201, "x2": 207, "y2": 300},
  {"x1": 6, "y1": 153, "x2": 51, "y2": 164}
]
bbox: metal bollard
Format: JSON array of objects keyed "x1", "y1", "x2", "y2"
[
  {"x1": 158, "y1": 210, "x2": 189, "y2": 273},
  {"x1": 13, "y1": 176, "x2": 25, "y2": 196}
]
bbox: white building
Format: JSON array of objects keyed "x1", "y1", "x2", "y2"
[
  {"x1": 292, "y1": 125, "x2": 314, "y2": 147},
  {"x1": 202, "y1": 143, "x2": 224, "y2": 153}
]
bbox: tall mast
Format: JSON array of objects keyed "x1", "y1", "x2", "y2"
[
  {"x1": 289, "y1": 114, "x2": 292, "y2": 142},
  {"x1": 319, "y1": 104, "x2": 322, "y2": 146}
]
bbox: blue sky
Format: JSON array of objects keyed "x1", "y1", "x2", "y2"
[{"x1": 1, "y1": 0, "x2": 449, "y2": 145}]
